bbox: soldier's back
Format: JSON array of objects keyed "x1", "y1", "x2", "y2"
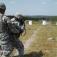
[{"x1": 0, "y1": 16, "x2": 13, "y2": 56}]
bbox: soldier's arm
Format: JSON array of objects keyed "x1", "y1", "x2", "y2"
[{"x1": 6, "y1": 17, "x2": 20, "y2": 33}]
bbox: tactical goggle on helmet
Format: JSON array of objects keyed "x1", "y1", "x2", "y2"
[{"x1": 0, "y1": 3, "x2": 6, "y2": 14}]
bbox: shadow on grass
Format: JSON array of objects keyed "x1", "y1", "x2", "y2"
[{"x1": 13, "y1": 50, "x2": 44, "y2": 57}]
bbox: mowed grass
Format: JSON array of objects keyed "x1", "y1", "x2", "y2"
[
  {"x1": 20, "y1": 21, "x2": 41, "y2": 43},
  {"x1": 20, "y1": 21, "x2": 57, "y2": 57}
]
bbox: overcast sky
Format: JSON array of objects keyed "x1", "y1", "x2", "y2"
[{"x1": 0, "y1": 0, "x2": 57, "y2": 16}]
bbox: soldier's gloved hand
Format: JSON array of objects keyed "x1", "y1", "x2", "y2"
[
  {"x1": 11, "y1": 18, "x2": 20, "y2": 26},
  {"x1": 3, "y1": 16, "x2": 11, "y2": 23}
]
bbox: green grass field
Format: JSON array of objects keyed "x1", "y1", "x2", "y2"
[{"x1": 19, "y1": 21, "x2": 57, "y2": 57}]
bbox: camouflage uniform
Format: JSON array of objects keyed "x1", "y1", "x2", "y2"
[
  {"x1": 0, "y1": 3, "x2": 25, "y2": 57},
  {"x1": 0, "y1": 15, "x2": 25, "y2": 57},
  {"x1": 0, "y1": 3, "x2": 13, "y2": 57},
  {"x1": 0, "y1": 3, "x2": 15, "y2": 57},
  {"x1": 0, "y1": 16, "x2": 13, "y2": 57},
  {"x1": 8, "y1": 16, "x2": 25, "y2": 57}
]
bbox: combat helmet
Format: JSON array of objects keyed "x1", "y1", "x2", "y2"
[
  {"x1": 0, "y1": 3, "x2": 6, "y2": 13},
  {"x1": 15, "y1": 15, "x2": 23, "y2": 21}
]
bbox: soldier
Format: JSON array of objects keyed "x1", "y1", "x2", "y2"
[
  {"x1": 0, "y1": 3, "x2": 13, "y2": 57},
  {"x1": 0, "y1": 2, "x2": 25, "y2": 57},
  {"x1": 15, "y1": 15, "x2": 26, "y2": 35},
  {"x1": 9, "y1": 15, "x2": 25, "y2": 57}
]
